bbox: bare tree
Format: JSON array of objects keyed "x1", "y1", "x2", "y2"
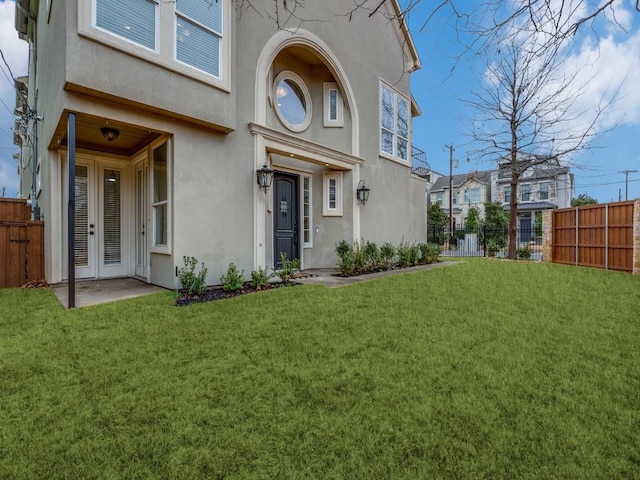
[{"x1": 465, "y1": 24, "x2": 613, "y2": 259}]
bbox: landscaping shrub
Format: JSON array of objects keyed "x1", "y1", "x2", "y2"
[
  {"x1": 380, "y1": 242, "x2": 396, "y2": 270},
  {"x1": 250, "y1": 267, "x2": 271, "y2": 290},
  {"x1": 178, "y1": 256, "x2": 208, "y2": 295},
  {"x1": 419, "y1": 243, "x2": 441, "y2": 264},
  {"x1": 517, "y1": 245, "x2": 533, "y2": 260},
  {"x1": 277, "y1": 253, "x2": 300, "y2": 285},
  {"x1": 220, "y1": 263, "x2": 245, "y2": 291},
  {"x1": 397, "y1": 241, "x2": 419, "y2": 267},
  {"x1": 336, "y1": 242, "x2": 357, "y2": 277},
  {"x1": 487, "y1": 239, "x2": 501, "y2": 257},
  {"x1": 364, "y1": 241, "x2": 381, "y2": 271}
]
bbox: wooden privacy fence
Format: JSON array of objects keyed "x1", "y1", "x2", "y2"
[
  {"x1": 0, "y1": 198, "x2": 45, "y2": 288},
  {"x1": 552, "y1": 201, "x2": 636, "y2": 273}
]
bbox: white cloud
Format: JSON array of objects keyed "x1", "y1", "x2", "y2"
[{"x1": 565, "y1": 29, "x2": 640, "y2": 128}]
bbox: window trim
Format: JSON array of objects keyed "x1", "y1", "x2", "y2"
[
  {"x1": 521, "y1": 184, "x2": 531, "y2": 202},
  {"x1": 323, "y1": 82, "x2": 343, "y2": 127},
  {"x1": 539, "y1": 182, "x2": 550, "y2": 200},
  {"x1": 379, "y1": 80, "x2": 411, "y2": 163},
  {"x1": 79, "y1": 0, "x2": 230, "y2": 91},
  {"x1": 322, "y1": 172, "x2": 343, "y2": 217},
  {"x1": 504, "y1": 185, "x2": 512, "y2": 204},
  {"x1": 273, "y1": 71, "x2": 312, "y2": 133},
  {"x1": 150, "y1": 138, "x2": 171, "y2": 254}
]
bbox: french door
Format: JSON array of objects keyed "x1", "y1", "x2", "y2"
[
  {"x1": 134, "y1": 161, "x2": 149, "y2": 279},
  {"x1": 74, "y1": 160, "x2": 126, "y2": 279}
]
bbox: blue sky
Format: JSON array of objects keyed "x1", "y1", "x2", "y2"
[
  {"x1": 0, "y1": 0, "x2": 638, "y2": 201},
  {"x1": 405, "y1": 0, "x2": 640, "y2": 202}
]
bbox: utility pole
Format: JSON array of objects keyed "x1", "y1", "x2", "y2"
[
  {"x1": 446, "y1": 144, "x2": 454, "y2": 246},
  {"x1": 618, "y1": 170, "x2": 638, "y2": 201}
]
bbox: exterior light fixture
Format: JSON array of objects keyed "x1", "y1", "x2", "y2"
[
  {"x1": 356, "y1": 180, "x2": 370, "y2": 205},
  {"x1": 100, "y1": 127, "x2": 120, "y2": 142},
  {"x1": 256, "y1": 164, "x2": 274, "y2": 193}
]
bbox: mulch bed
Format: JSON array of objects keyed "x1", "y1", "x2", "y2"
[{"x1": 175, "y1": 282, "x2": 297, "y2": 307}]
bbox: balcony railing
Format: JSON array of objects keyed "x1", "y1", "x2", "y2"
[{"x1": 411, "y1": 145, "x2": 431, "y2": 180}]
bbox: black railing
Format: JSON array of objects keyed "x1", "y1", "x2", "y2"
[
  {"x1": 411, "y1": 146, "x2": 431, "y2": 179},
  {"x1": 426, "y1": 224, "x2": 543, "y2": 259}
]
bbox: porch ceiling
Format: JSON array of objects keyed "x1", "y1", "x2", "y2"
[{"x1": 51, "y1": 112, "x2": 163, "y2": 157}]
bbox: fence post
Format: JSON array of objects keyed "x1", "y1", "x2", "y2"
[
  {"x1": 542, "y1": 210, "x2": 553, "y2": 262},
  {"x1": 575, "y1": 207, "x2": 579, "y2": 266},
  {"x1": 633, "y1": 200, "x2": 640, "y2": 275},
  {"x1": 482, "y1": 224, "x2": 487, "y2": 257},
  {"x1": 605, "y1": 204, "x2": 609, "y2": 270}
]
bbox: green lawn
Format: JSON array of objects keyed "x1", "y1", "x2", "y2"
[{"x1": 1, "y1": 260, "x2": 639, "y2": 479}]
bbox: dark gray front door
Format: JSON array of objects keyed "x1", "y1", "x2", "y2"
[{"x1": 274, "y1": 173, "x2": 299, "y2": 268}]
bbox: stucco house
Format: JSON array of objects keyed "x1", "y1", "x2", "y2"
[
  {"x1": 429, "y1": 170, "x2": 492, "y2": 228},
  {"x1": 491, "y1": 156, "x2": 574, "y2": 234},
  {"x1": 14, "y1": 0, "x2": 428, "y2": 289}
]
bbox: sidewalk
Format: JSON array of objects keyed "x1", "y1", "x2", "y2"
[{"x1": 295, "y1": 261, "x2": 459, "y2": 288}]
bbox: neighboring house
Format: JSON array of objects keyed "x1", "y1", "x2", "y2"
[
  {"x1": 429, "y1": 170, "x2": 492, "y2": 228},
  {"x1": 491, "y1": 156, "x2": 574, "y2": 234},
  {"x1": 14, "y1": 0, "x2": 428, "y2": 289}
]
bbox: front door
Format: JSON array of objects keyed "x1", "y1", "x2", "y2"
[
  {"x1": 519, "y1": 214, "x2": 531, "y2": 243},
  {"x1": 273, "y1": 172, "x2": 299, "y2": 268}
]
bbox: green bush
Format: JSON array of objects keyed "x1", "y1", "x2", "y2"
[
  {"x1": 178, "y1": 256, "x2": 208, "y2": 295},
  {"x1": 277, "y1": 252, "x2": 300, "y2": 285},
  {"x1": 220, "y1": 263, "x2": 245, "y2": 291},
  {"x1": 487, "y1": 239, "x2": 501, "y2": 257},
  {"x1": 336, "y1": 242, "x2": 357, "y2": 276},
  {"x1": 250, "y1": 267, "x2": 271, "y2": 290},
  {"x1": 517, "y1": 245, "x2": 533, "y2": 260},
  {"x1": 364, "y1": 241, "x2": 381, "y2": 271},
  {"x1": 380, "y1": 242, "x2": 396, "y2": 270},
  {"x1": 419, "y1": 243, "x2": 441, "y2": 264},
  {"x1": 397, "y1": 241, "x2": 419, "y2": 268}
]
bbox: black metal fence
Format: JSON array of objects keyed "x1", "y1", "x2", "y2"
[{"x1": 426, "y1": 224, "x2": 543, "y2": 259}]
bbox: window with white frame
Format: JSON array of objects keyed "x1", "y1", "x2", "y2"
[
  {"x1": 539, "y1": 182, "x2": 550, "y2": 200},
  {"x1": 323, "y1": 172, "x2": 342, "y2": 216},
  {"x1": 152, "y1": 141, "x2": 169, "y2": 250},
  {"x1": 380, "y1": 82, "x2": 410, "y2": 161},
  {"x1": 175, "y1": 0, "x2": 222, "y2": 77},
  {"x1": 303, "y1": 176, "x2": 312, "y2": 246},
  {"x1": 504, "y1": 185, "x2": 511, "y2": 203},
  {"x1": 464, "y1": 188, "x2": 480, "y2": 204},
  {"x1": 434, "y1": 192, "x2": 443, "y2": 206},
  {"x1": 95, "y1": 0, "x2": 157, "y2": 50},
  {"x1": 273, "y1": 71, "x2": 312, "y2": 132},
  {"x1": 521, "y1": 184, "x2": 531, "y2": 202},
  {"x1": 82, "y1": 0, "x2": 227, "y2": 87},
  {"x1": 323, "y1": 82, "x2": 343, "y2": 127}
]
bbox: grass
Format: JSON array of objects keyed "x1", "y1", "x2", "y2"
[{"x1": 1, "y1": 260, "x2": 639, "y2": 479}]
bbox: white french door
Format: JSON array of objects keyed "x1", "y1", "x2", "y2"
[
  {"x1": 134, "y1": 161, "x2": 149, "y2": 279},
  {"x1": 73, "y1": 160, "x2": 127, "y2": 279}
]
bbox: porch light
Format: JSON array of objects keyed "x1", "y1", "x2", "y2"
[
  {"x1": 100, "y1": 127, "x2": 120, "y2": 142},
  {"x1": 356, "y1": 180, "x2": 370, "y2": 205},
  {"x1": 256, "y1": 164, "x2": 274, "y2": 193}
]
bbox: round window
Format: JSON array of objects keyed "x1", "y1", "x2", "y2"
[{"x1": 273, "y1": 71, "x2": 312, "y2": 132}]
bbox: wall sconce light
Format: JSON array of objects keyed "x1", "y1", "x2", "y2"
[
  {"x1": 356, "y1": 179, "x2": 370, "y2": 205},
  {"x1": 101, "y1": 127, "x2": 120, "y2": 142},
  {"x1": 256, "y1": 164, "x2": 274, "y2": 193}
]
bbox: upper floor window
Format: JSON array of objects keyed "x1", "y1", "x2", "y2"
[
  {"x1": 380, "y1": 82, "x2": 410, "y2": 161},
  {"x1": 434, "y1": 192, "x2": 443, "y2": 206},
  {"x1": 96, "y1": 0, "x2": 157, "y2": 50},
  {"x1": 82, "y1": 0, "x2": 228, "y2": 88},
  {"x1": 464, "y1": 188, "x2": 480, "y2": 204},
  {"x1": 521, "y1": 184, "x2": 531, "y2": 202},
  {"x1": 273, "y1": 71, "x2": 312, "y2": 132},
  {"x1": 539, "y1": 182, "x2": 550, "y2": 200},
  {"x1": 504, "y1": 186, "x2": 511, "y2": 203},
  {"x1": 175, "y1": 0, "x2": 222, "y2": 77}
]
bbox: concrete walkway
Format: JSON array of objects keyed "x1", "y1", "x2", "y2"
[
  {"x1": 52, "y1": 278, "x2": 165, "y2": 308},
  {"x1": 296, "y1": 261, "x2": 458, "y2": 287},
  {"x1": 51, "y1": 261, "x2": 458, "y2": 308}
]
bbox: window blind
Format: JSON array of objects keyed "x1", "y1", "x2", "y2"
[
  {"x1": 103, "y1": 170, "x2": 121, "y2": 265},
  {"x1": 96, "y1": 0, "x2": 156, "y2": 50}
]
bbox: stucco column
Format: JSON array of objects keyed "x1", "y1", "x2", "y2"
[
  {"x1": 542, "y1": 210, "x2": 553, "y2": 263},
  {"x1": 633, "y1": 200, "x2": 640, "y2": 275}
]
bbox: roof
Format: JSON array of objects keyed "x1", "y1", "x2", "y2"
[
  {"x1": 502, "y1": 201, "x2": 557, "y2": 211},
  {"x1": 497, "y1": 164, "x2": 570, "y2": 181},
  {"x1": 387, "y1": 0, "x2": 421, "y2": 73},
  {"x1": 431, "y1": 170, "x2": 493, "y2": 192}
]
